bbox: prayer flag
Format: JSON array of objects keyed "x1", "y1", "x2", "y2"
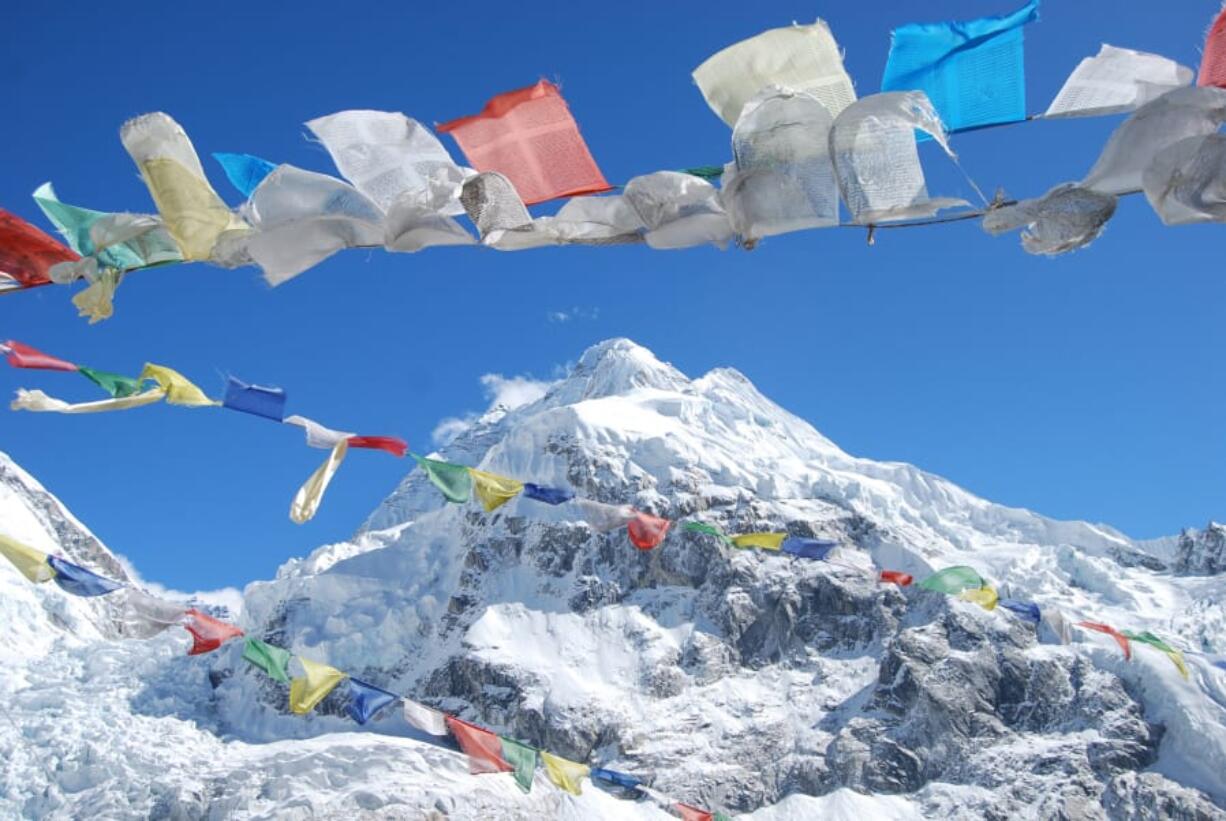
[
  {"x1": 46, "y1": 555, "x2": 123, "y2": 597},
  {"x1": 981, "y1": 183, "x2": 1116, "y2": 255},
  {"x1": 71, "y1": 269, "x2": 121, "y2": 324},
  {"x1": 1141, "y1": 133, "x2": 1226, "y2": 226},
  {"x1": 1045, "y1": 45, "x2": 1193, "y2": 119},
  {"x1": 1039, "y1": 607, "x2": 1073, "y2": 645},
  {"x1": 692, "y1": 20, "x2": 856, "y2": 127},
  {"x1": 622, "y1": 171, "x2": 732, "y2": 250},
  {"x1": 540, "y1": 751, "x2": 589, "y2": 795},
  {"x1": 242, "y1": 638, "x2": 293, "y2": 683},
  {"x1": 627, "y1": 512, "x2": 671, "y2": 550},
  {"x1": 446, "y1": 716, "x2": 513, "y2": 775},
  {"x1": 1077, "y1": 621, "x2": 1132, "y2": 660},
  {"x1": 289, "y1": 656, "x2": 347, "y2": 714},
  {"x1": 346, "y1": 436, "x2": 408, "y2": 457},
  {"x1": 780, "y1": 537, "x2": 837, "y2": 560},
  {"x1": 919, "y1": 566, "x2": 986, "y2": 595},
  {"x1": 183, "y1": 609, "x2": 244, "y2": 655},
  {"x1": 138, "y1": 363, "x2": 217, "y2": 407},
  {"x1": 413, "y1": 455, "x2": 473, "y2": 503},
  {"x1": 1123, "y1": 631, "x2": 1189, "y2": 679},
  {"x1": 998, "y1": 599, "x2": 1041, "y2": 624},
  {"x1": 11, "y1": 387, "x2": 166, "y2": 414},
  {"x1": 119, "y1": 589, "x2": 187, "y2": 639},
  {"x1": 881, "y1": 1, "x2": 1039, "y2": 133},
  {"x1": 285, "y1": 414, "x2": 354, "y2": 449},
  {"x1": 291, "y1": 440, "x2": 348, "y2": 524},
  {"x1": 0, "y1": 209, "x2": 78, "y2": 291},
  {"x1": 499, "y1": 737, "x2": 537, "y2": 793},
  {"x1": 522, "y1": 483, "x2": 574, "y2": 505},
  {"x1": 731, "y1": 532, "x2": 786, "y2": 550},
  {"x1": 438, "y1": 80, "x2": 611, "y2": 205},
  {"x1": 3, "y1": 340, "x2": 77, "y2": 372},
  {"x1": 590, "y1": 767, "x2": 641, "y2": 789},
  {"x1": 33, "y1": 182, "x2": 138, "y2": 270},
  {"x1": 345, "y1": 678, "x2": 400, "y2": 724},
  {"x1": 575, "y1": 499, "x2": 637, "y2": 533},
  {"x1": 222, "y1": 376, "x2": 286, "y2": 421},
  {"x1": 403, "y1": 699, "x2": 449, "y2": 736},
  {"x1": 468, "y1": 468, "x2": 524, "y2": 512},
  {"x1": 958, "y1": 584, "x2": 998, "y2": 611},
  {"x1": 1201, "y1": 7, "x2": 1226, "y2": 88},
  {"x1": 212, "y1": 153, "x2": 277, "y2": 198},
  {"x1": 0, "y1": 534, "x2": 54, "y2": 583},
  {"x1": 683, "y1": 521, "x2": 733, "y2": 546},
  {"x1": 878, "y1": 570, "x2": 914, "y2": 587},
  {"x1": 78, "y1": 366, "x2": 142, "y2": 398},
  {"x1": 676, "y1": 804, "x2": 714, "y2": 821}
]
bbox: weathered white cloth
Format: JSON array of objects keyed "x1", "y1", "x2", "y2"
[
  {"x1": 572, "y1": 499, "x2": 636, "y2": 532},
  {"x1": 1141, "y1": 133, "x2": 1226, "y2": 225},
  {"x1": 402, "y1": 699, "x2": 448, "y2": 736},
  {"x1": 623, "y1": 171, "x2": 732, "y2": 250},
  {"x1": 982, "y1": 183, "x2": 1117, "y2": 255},
  {"x1": 290, "y1": 440, "x2": 348, "y2": 524},
  {"x1": 1045, "y1": 45, "x2": 1193, "y2": 119},
  {"x1": 284, "y1": 414, "x2": 354, "y2": 449}
]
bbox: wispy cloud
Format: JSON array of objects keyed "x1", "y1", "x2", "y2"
[
  {"x1": 114, "y1": 553, "x2": 245, "y2": 615},
  {"x1": 431, "y1": 372, "x2": 558, "y2": 446},
  {"x1": 547, "y1": 306, "x2": 600, "y2": 323}
]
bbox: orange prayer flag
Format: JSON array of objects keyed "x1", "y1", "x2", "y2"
[{"x1": 1200, "y1": 7, "x2": 1226, "y2": 88}]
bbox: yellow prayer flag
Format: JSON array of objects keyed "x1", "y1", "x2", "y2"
[
  {"x1": 139, "y1": 158, "x2": 246, "y2": 260},
  {"x1": 0, "y1": 535, "x2": 54, "y2": 583},
  {"x1": 71, "y1": 270, "x2": 122, "y2": 324},
  {"x1": 289, "y1": 656, "x2": 347, "y2": 715},
  {"x1": 1165, "y1": 650, "x2": 1190, "y2": 680},
  {"x1": 139, "y1": 363, "x2": 218, "y2": 407},
  {"x1": 730, "y1": 532, "x2": 787, "y2": 550},
  {"x1": 540, "y1": 751, "x2": 589, "y2": 796},
  {"x1": 291, "y1": 440, "x2": 348, "y2": 524},
  {"x1": 11, "y1": 387, "x2": 166, "y2": 414},
  {"x1": 959, "y1": 584, "x2": 999, "y2": 611},
  {"x1": 468, "y1": 468, "x2": 524, "y2": 512}
]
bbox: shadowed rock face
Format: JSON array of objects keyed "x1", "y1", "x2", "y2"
[{"x1": 1175, "y1": 523, "x2": 1226, "y2": 575}]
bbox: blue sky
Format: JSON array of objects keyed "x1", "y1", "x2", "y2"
[{"x1": 3, "y1": 1, "x2": 1222, "y2": 590}]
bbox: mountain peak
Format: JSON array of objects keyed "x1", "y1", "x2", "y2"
[{"x1": 549, "y1": 338, "x2": 690, "y2": 402}]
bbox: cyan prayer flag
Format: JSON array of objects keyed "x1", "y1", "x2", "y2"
[
  {"x1": 999, "y1": 599, "x2": 1041, "y2": 624},
  {"x1": 591, "y1": 767, "x2": 641, "y2": 789},
  {"x1": 223, "y1": 376, "x2": 287, "y2": 421},
  {"x1": 780, "y1": 537, "x2": 838, "y2": 560},
  {"x1": 47, "y1": 555, "x2": 124, "y2": 597},
  {"x1": 881, "y1": 0, "x2": 1039, "y2": 133},
  {"x1": 213, "y1": 153, "x2": 277, "y2": 198},
  {"x1": 344, "y1": 678, "x2": 400, "y2": 725},
  {"x1": 522, "y1": 483, "x2": 574, "y2": 505}
]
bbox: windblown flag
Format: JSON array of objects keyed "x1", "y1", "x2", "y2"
[
  {"x1": 78, "y1": 366, "x2": 142, "y2": 398},
  {"x1": 413, "y1": 455, "x2": 473, "y2": 504},
  {"x1": 627, "y1": 512, "x2": 671, "y2": 550},
  {"x1": 3, "y1": 341, "x2": 77, "y2": 371},
  {"x1": 522, "y1": 483, "x2": 574, "y2": 506},
  {"x1": 781, "y1": 537, "x2": 837, "y2": 560},
  {"x1": 345, "y1": 678, "x2": 400, "y2": 724},
  {"x1": 290, "y1": 656, "x2": 347, "y2": 714},
  {"x1": 11, "y1": 387, "x2": 166, "y2": 414},
  {"x1": 213, "y1": 153, "x2": 277, "y2": 199},
  {"x1": 184, "y1": 609, "x2": 244, "y2": 656},
  {"x1": 242, "y1": 638, "x2": 293, "y2": 683},
  {"x1": 468, "y1": 468, "x2": 524, "y2": 512},
  {"x1": 499, "y1": 737, "x2": 538, "y2": 793},
  {"x1": 1123, "y1": 630, "x2": 1189, "y2": 679},
  {"x1": 222, "y1": 377, "x2": 286, "y2": 421},
  {"x1": 590, "y1": 767, "x2": 641, "y2": 789},
  {"x1": 446, "y1": 716, "x2": 513, "y2": 775},
  {"x1": 438, "y1": 80, "x2": 611, "y2": 205},
  {"x1": 731, "y1": 532, "x2": 786, "y2": 550},
  {"x1": 346, "y1": 436, "x2": 408, "y2": 457},
  {"x1": 919, "y1": 566, "x2": 986, "y2": 595},
  {"x1": 139, "y1": 363, "x2": 217, "y2": 407},
  {"x1": 879, "y1": 570, "x2": 914, "y2": 587},
  {"x1": 120, "y1": 589, "x2": 188, "y2": 639},
  {"x1": 676, "y1": 804, "x2": 715, "y2": 821},
  {"x1": 683, "y1": 521, "x2": 733, "y2": 546},
  {"x1": 1045, "y1": 45, "x2": 1193, "y2": 118},
  {"x1": 0, "y1": 534, "x2": 54, "y2": 583},
  {"x1": 881, "y1": 0, "x2": 1040, "y2": 133},
  {"x1": 692, "y1": 20, "x2": 856, "y2": 126},
  {"x1": 291, "y1": 440, "x2": 348, "y2": 524},
  {"x1": 403, "y1": 699, "x2": 449, "y2": 736},
  {"x1": 574, "y1": 499, "x2": 636, "y2": 533},
  {"x1": 0, "y1": 209, "x2": 78, "y2": 291},
  {"x1": 1200, "y1": 6, "x2": 1226, "y2": 88},
  {"x1": 540, "y1": 751, "x2": 589, "y2": 796},
  {"x1": 958, "y1": 584, "x2": 998, "y2": 611},
  {"x1": 285, "y1": 414, "x2": 354, "y2": 449},
  {"x1": 46, "y1": 555, "x2": 123, "y2": 597},
  {"x1": 1077, "y1": 621, "x2": 1131, "y2": 660},
  {"x1": 999, "y1": 599, "x2": 1041, "y2": 624}
]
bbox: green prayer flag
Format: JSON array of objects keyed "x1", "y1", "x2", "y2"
[
  {"x1": 499, "y1": 737, "x2": 537, "y2": 794},
  {"x1": 918, "y1": 565, "x2": 986, "y2": 595},
  {"x1": 715, "y1": 813, "x2": 734, "y2": 821},
  {"x1": 412, "y1": 454, "x2": 473, "y2": 504},
  {"x1": 680, "y1": 165, "x2": 724, "y2": 180},
  {"x1": 242, "y1": 637, "x2": 293, "y2": 683},
  {"x1": 1122, "y1": 630, "x2": 1176, "y2": 654},
  {"x1": 683, "y1": 521, "x2": 734, "y2": 545},
  {"x1": 78, "y1": 366, "x2": 143, "y2": 398}
]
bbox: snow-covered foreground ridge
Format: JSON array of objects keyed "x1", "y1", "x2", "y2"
[{"x1": 2, "y1": 338, "x2": 1225, "y2": 819}]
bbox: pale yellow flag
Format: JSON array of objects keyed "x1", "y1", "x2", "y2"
[
  {"x1": 72, "y1": 270, "x2": 122, "y2": 324},
  {"x1": 468, "y1": 468, "x2": 524, "y2": 512},
  {"x1": 540, "y1": 751, "x2": 589, "y2": 796},
  {"x1": 959, "y1": 584, "x2": 999, "y2": 611},
  {"x1": 139, "y1": 158, "x2": 246, "y2": 260},
  {"x1": 289, "y1": 656, "x2": 347, "y2": 715},
  {"x1": 11, "y1": 387, "x2": 166, "y2": 414},
  {"x1": 0, "y1": 535, "x2": 53, "y2": 583},
  {"x1": 291, "y1": 440, "x2": 348, "y2": 524},
  {"x1": 730, "y1": 532, "x2": 786, "y2": 550},
  {"x1": 139, "y1": 363, "x2": 218, "y2": 407}
]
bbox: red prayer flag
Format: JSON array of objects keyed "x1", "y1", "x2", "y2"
[
  {"x1": 0, "y1": 209, "x2": 79, "y2": 292},
  {"x1": 1077, "y1": 621, "x2": 1132, "y2": 660},
  {"x1": 446, "y1": 716, "x2": 513, "y2": 775},
  {"x1": 183, "y1": 609, "x2": 244, "y2": 656},
  {"x1": 879, "y1": 570, "x2": 914, "y2": 587},
  {"x1": 4, "y1": 340, "x2": 78, "y2": 372},
  {"x1": 346, "y1": 435, "x2": 408, "y2": 457},
  {"x1": 437, "y1": 80, "x2": 611, "y2": 205},
  {"x1": 1200, "y1": 7, "x2": 1226, "y2": 88},
  {"x1": 676, "y1": 804, "x2": 714, "y2": 821},
  {"x1": 627, "y1": 512, "x2": 671, "y2": 550}
]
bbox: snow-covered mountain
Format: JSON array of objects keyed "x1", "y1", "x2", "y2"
[{"x1": 1, "y1": 338, "x2": 1224, "y2": 819}]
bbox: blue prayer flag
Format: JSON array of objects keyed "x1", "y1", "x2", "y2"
[
  {"x1": 523, "y1": 483, "x2": 575, "y2": 505},
  {"x1": 47, "y1": 555, "x2": 124, "y2": 597},
  {"x1": 345, "y1": 678, "x2": 400, "y2": 725},
  {"x1": 881, "y1": 0, "x2": 1039, "y2": 133},
  {"x1": 999, "y1": 599, "x2": 1041, "y2": 624},
  {"x1": 590, "y1": 767, "x2": 641, "y2": 789},
  {"x1": 780, "y1": 537, "x2": 838, "y2": 560},
  {"x1": 1215, "y1": 661, "x2": 1226, "y2": 672},
  {"x1": 223, "y1": 376, "x2": 287, "y2": 422},
  {"x1": 212, "y1": 152, "x2": 277, "y2": 198}
]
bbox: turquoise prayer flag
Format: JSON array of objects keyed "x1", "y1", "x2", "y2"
[{"x1": 213, "y1": 153, "x2": 277, "y2": 198}]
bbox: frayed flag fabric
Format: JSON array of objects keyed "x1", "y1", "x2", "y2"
[
  {"x1": 346, "y1": 436, "x2": 408, "y2": 457},
  {"x1": 446, "y1": 716, "x2": 513, "y2": 775},
  {"x1": 184, "y1": 609, "x2": 244, "y2": 655},
  {"x1": 627, "y1": 512, "x2": 671, "y2": 550},
  {"x1": 3, "y1": 340, "x2": 77, "y2": 372},
  {"x1": 212, "y1": 153, "x2": 277, "y2": 198},
  {"x1": 46, "y1": 555, "x2": 123, "y2": 597}
]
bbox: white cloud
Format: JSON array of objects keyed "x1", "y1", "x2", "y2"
[
  {"x1": 547, "y1": 306, "x2": 599, "y2": 323},
  {"x1": 114, "y1": 553, "x2": 245, "y2": 615},
  {"x1": 479, "y1": 373, "x2": 552, "y2": 410},
  {"x1": 431, "y1": 414, "x2": 477, "y2": 447}
]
